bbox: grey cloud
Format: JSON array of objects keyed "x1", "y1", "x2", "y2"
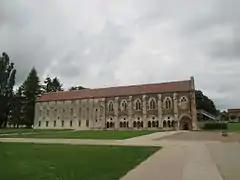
[
  {"x1": 208, "y1": 38, "x2": 240, "y2": 60},
  {"x1": 49, "y1": 21, "x2": 131, "y2": 87},
  {"x1": 0, "y1": 0, "x2": 239, "y2": 109}
]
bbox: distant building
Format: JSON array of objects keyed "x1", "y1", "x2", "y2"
[
  {"x1": 34, "y1": 77, "x2": 197, "y2": 130},
  {"x1": 228, "y1": 109, "x2": 240, "y2": 122}
]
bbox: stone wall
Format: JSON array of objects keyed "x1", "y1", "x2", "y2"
[{"x1": 34, "y1": 92, "x2": 196, "y2": 130}]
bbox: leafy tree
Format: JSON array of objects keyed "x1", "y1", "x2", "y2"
[
  {"x1": 69, "y1": 86, "x2": 86, "y2": 91},
  {"x1": 0, "y1": 52, "x2": 16, "y2": 128},
  {"x1": 11, "y1": 86, "x2": 24, "y2": 128},
  {"x1": 195, "y1": 90, "x2": 218, "y2": 115},
  {"x1": 22, "y1": 68, "x2": 41, "y2": 128},
  {"x1": 43, "y1": 76, "x2": 63, "y2": 93}
]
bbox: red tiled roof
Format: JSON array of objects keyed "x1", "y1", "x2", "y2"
[
  {"x1": 37, "y1": 79, "x2": 193, "y2": 102},
  {"x1": 228, "y1": 109, "x2": 240, "y2": 113}
]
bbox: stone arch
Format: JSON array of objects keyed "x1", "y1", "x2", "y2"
[
  {"x1": 148, "y1": 121, "x2": 151, "y2": 128},
  {"x1": 110, "y1": 122, "x2": 114, "y2": 128},
  {"x1": 119, "y1": 122, "x2": 123, "y2": 128},
  {"x1": 137, "y1": 121, "x2": 141, "y2": 128},
  {"x1": 167, "y1": 120, "x2": 171, "y2": 127},
  {"x1": 163, "y1": 120, "x2": 166, "y2": 128},
  {"x1": 106, "y1": 122, "x2": 110, "y2": 128},
  {"x1": 133, "y1": 121, "x2": 137, "y2": 128},
  {"x1": 179, "y1": 115, "x2": 192, "y2": 130}
]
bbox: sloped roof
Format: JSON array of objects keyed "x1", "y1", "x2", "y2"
[
  {"x1": 37, "y1": 79, "x2": 193, "y2": 102},
  {"x1": 228, "y1": 109, "x2": 240, "y2": 113}
]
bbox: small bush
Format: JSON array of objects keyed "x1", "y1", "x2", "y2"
[{"x1": 203, "y1": 122, "x2": 227, "y2": 130}]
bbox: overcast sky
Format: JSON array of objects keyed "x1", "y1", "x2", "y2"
[{"x1": 0, "y1": 0, "x2": 237, "y2": 110}]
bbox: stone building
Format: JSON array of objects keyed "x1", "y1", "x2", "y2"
[
  {"x1": 228, "y1": 109, "x2": 240, "y2": 122},
  {"x1": 34, "y1": 77, "x2": 197, "y2": 130}
]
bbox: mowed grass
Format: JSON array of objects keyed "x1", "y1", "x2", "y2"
[
  {"x1": 228, "y1": 123, "x2": 240, "y2": 131},
  {"x1": 0, "y1": 128, "x2": 72, "y2": 135},
  {"x1": 1, "y1": 130, "x2": 159, "y2": 139},
  {"x1": 0, "y1": 143, "x2": 159, "y2": 180}
]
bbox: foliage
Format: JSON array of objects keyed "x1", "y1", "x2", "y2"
[
  {"x1": 43, "y1": 76, "x2": 63, "y2": 93},
  {"x1": 69, "y1": 85, "x2": 86, "y2": 91},
  {"x1": 22, "y1": 68, "x2": 41, "y2": 128},
  {"x1": 0, "y1": 143, "x2": 159, "y2": 180},
  {"x1": 202, "y1": 122, "x2": 227, "y2": 130},
  {"x1": 11, "y1": 86, "x2": 24, "y2": 127},
  {"x1": 195, "y1": 90, "x2": 218, "y2": 115},
  {"x1": 0, "y1": 52, "x2": 16, "y2": 128}
]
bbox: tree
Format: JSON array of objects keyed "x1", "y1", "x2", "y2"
[
  {"x1": 11, "y1": 86, "x2": 24, "y2": 128},
  {"x1": 0, "y1": 52, "x2": 16, "y2": 128},
  {"x1": 69, "y1": 86, "x2": 86, "y2": 91},
  {"x1": 43, "y1": 76, "x2": 63, "y2": 93},
  {"x1": 22, "y1": 68, "x2": 41, "y2": 128},
  {"x1": 195, "y1": 90, "x2": 218, "y2": 115}
]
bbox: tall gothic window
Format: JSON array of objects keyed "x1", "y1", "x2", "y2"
[
  {"x1": 135, "y1": 99, "x2": 141, "y2": 110},
  {"x1": 121, "y1": 100, "x2": 127, "y2": 111},
  {"x1": 149, "y1": 99, "x2": 156, "y2": 110},
  {"x1": 109, "y1": 102, "x2": 114, "y2": 111},
  {"x1": 165, "y1": 97, "x2": 172, "y2": 109}
]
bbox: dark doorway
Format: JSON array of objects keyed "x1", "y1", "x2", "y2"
[{"x1": 180, "y1": 117, "x2": 192, "y2": 130}]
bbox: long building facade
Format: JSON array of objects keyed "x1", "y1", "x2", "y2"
[{"x1": 34, "y1": 77, "x2": 198, "y2": 130}]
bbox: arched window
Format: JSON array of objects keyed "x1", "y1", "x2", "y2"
[
  {"x1": 149, "y1": 99, "x2": 156, "y2": 110},
  {"x1": 135, "y1": 99, "x2": 141, "y2": 110},
  {"x1": 121, "y1": 100, "x2": 127, "y2": 111},
  {"x1": 165, "y1": 97, "x2": 172, "y2": 109},
  {"x1": 108, "y1": 102, "x2": 114, "y2": 111}
]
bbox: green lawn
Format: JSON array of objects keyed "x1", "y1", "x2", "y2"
[
  {"x1": 0, "y1": 143, "x2": 159, "y2": 180},
  {"x1": 1, "y1": 130, "x2": 159, "y2": 139},
  {"x1": 228, "y1": 123, "x2": 240, "y2": 131},
  {"x1": 0, "y1": 128, "x2": 72, "y2": 135}
]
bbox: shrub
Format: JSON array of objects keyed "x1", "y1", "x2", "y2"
[{"x1": 203, "y1": 122, "x2": 227, "y2": 130}]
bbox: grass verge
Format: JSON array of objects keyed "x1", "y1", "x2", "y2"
[
  {"x1": 0, "y1": 130, "x2": 159, "y2": 139},
  {"x1": 0, "y1": 143, "x2": 159, "y2": 180}
]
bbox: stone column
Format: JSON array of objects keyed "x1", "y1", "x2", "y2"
[
  {"x1": 142, "y1": 95, "x2": 147, "y2": 128},
  {"x1": 173, "y1": 93, "x2": 179, "y2": 128},
  {"x1": 190, "y1": 91, "x2": 198, "y2": 130},
  {"x1": 158, "y1": 94, "x2": 162, "y2": 127},
  {"x1": 114, "y1": 97, "x2": 119, "y2": 129},
  {"x1": 100, "y1": 98, "x2": 106, "y2": 129},
  {"x1": 128, "y1": 96, "x2": 133, "y2": 128}
]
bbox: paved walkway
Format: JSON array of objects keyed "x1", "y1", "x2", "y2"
[{"x1": 1, "y1": 131, "x2": 234, "y2": 180}]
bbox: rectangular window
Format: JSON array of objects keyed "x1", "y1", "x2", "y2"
[
  {"x1": 70, "y1": 120, "x2": 73, "y2": 127},
  {"x1": 61, "y1": 121, "x2": 64, "y2": 127},
  {"x1": 78, "y1": 120, "x2": 81, "y2": 127},
  {"x1": 86, "y1": 120, "x2": 89, "y2": 127},
  {"x1": 38, "y1": 121, "x2": 41, "y2": 127},
  {"x1": 53, "y1": 121, "x2": 56, "y2": 127},
  {"x1": 46, "y1": 121, "x2": 49, "y2": 127}
]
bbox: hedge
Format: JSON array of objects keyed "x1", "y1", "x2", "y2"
[{"x1": 203, "y1": 122, "x2": 227, "y2": 130}]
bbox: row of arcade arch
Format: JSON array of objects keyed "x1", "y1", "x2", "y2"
[{"x1": 105, "y1": 115, "x2": 192, "y2": 130}]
